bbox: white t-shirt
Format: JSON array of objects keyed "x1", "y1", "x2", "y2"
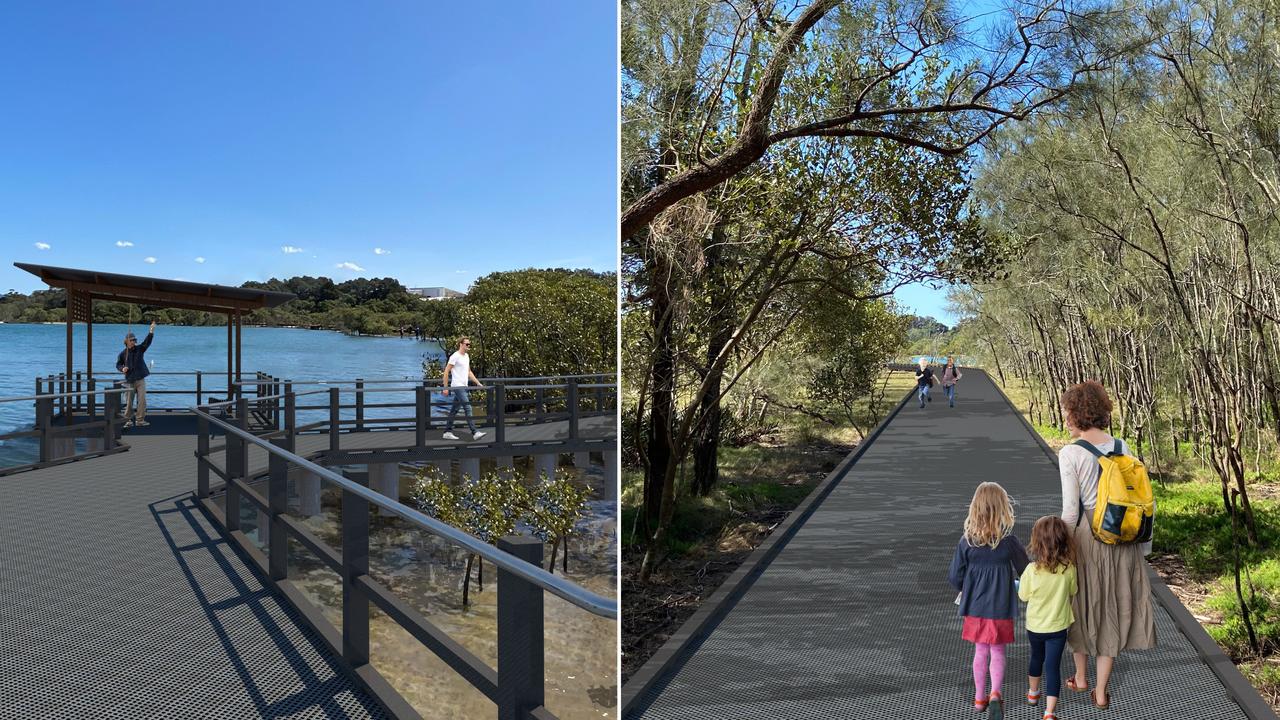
[{"x1": 447, "y1": 351, "x2": 470, "y2": 387}]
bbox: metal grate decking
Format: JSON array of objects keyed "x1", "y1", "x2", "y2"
[
  {"x1": 0, "y1": 432, "x2": 390, "y2": 719},
  {"x1": 626, "y1": 371, "x2": 1271, "y2": 719}
]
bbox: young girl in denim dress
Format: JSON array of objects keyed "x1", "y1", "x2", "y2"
[{"x1": 949, "y1": 482, "x2": 1029, "y2": 713}]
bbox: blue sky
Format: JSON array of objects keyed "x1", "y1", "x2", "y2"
[
  {"x1": 0, "y1": 2, "x2": 616, "y2": 295},
  {"x1": 895, "y1": 281, "x2": 957, "y2": 326}
]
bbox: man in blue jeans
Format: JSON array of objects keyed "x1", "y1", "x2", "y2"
[{"x1": 442, "y1": 336, "x2": 486, "y2": 441}]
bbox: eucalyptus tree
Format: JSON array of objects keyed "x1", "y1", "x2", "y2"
[{"x1": 621, "y1": 0, "x2": 1124, "y2": 239}]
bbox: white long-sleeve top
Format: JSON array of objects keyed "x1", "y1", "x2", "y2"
[{"x1": 1059, "y1": 436, "x2": 1153, "y2": 556}]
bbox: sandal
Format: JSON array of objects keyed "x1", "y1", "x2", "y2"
[
  {"x1": 1043, "y1": 713, "x2": 1058, "y2": 720},
  {"x1": 1065, "y1": 677, "x2": 1088, "y2": 692},
  {"x1": 1093, "y1": 689, "x2": 1111, "y2": 709},
  {"x1": 974, "y1": 698, "x2": 988, "y2": 712},
  {"x1": 987, "y1": 693, "x2": 1004, "y2": 720},
  {"x1": 1026, "y1": 689, "x2": 1041, "y2": 706}
]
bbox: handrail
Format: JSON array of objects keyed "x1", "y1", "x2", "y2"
[
  {"x1": 191, "y1": 404, "x2": 617, "y2": 620},
  {"x1": 0, "y1": 387, "x2": 127, "y2": 404}
]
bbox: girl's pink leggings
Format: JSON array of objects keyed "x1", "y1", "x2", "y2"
[{"x1": 972, "y1": 643, "x2": 1007, "y2": 700}]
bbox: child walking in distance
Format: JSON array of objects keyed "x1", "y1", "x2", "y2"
[
  {"x1": 1019, "y1": 516, "x2": 1078, "y2": 720},
  {"x1": 915, "y1": 358, "x2": 935, "y2": 408},
  {"x1": 942, "y1": 356, "x2": 963, "y2": 408},
  {"x1": 949, "y1": 482, "x2": 1029, "y2": 716}
]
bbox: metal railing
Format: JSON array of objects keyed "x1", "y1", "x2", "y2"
[
  {"x1": 0, "y1": 386, "x2": 127, "y2": 476},
  {"x1": 190, "y1": 380, "x2": 617, "y2": 720}
]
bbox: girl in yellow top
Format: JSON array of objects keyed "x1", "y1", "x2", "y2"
[{"x1": 1019, "y1": 516, "x2": 1078, "y2": 719}]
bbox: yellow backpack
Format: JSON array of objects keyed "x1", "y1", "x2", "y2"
[{"x1": 1074, "y1": 439, "x2": 1154, "y2": 545}]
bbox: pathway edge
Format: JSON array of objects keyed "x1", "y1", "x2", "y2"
[
  {"x1": 620, "y1": 382, "x2": 916, "y2": 717},
  {"x1": 986, "y1": 370, "x2": 1279, "y2": 720}
]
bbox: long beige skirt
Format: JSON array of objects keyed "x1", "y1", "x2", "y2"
[{"x1": 1067, "y1": 521, "x2": 1157, "y2": 657}]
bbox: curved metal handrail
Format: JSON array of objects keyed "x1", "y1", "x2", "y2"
[{"x1": 191, "y1": 405, "x2": 618, "y2": 620}]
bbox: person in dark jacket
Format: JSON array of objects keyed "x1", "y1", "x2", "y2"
[
  {"x1": 116, "y1": 321, "x2": 156, "y2": 427},
  {"x1": 949, "y1": 481, "x2": 1030, "y2": 714},
  {"x1": 915, "y1": 358, "x2": 936, "y2": 408}
]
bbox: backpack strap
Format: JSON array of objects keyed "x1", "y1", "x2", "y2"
[{"x1": 1073, "y1": 438, "x2": 1104, "y2": 457}]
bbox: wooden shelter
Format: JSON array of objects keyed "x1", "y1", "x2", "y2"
[{"x1": 15, "y1": 263, "x2": 297, "y2": 407}]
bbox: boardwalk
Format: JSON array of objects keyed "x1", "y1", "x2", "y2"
[
  {"x1": 625, "y1": 370, "x2": 1274, "y2": 719},
  {"x1": 0, "y1": 432, "x2": 386, "y2": 718},
  {"x1": 0, "y1": 414, "x2": 616, "y2": 719}
]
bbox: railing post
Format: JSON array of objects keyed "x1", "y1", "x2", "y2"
[
  {"x1": 485, "y1": 385, "x2": 495, "y2": 427},
  {"x1": 88, "y1": 378, "x2": 97, "y2": 418},
  {"x1": 268, "y1": 438, "x2": 289, "y2": 582},
  {"x1": 74, "y1": 370, "x2": 82, "y2": 412},
  {"x1": 495, "y1": 383, "x2": 506, "y2": 445},
  {"x1": 355, "y1": 378, "x2": 364, "y2": 431},
  {"x1": 226, "y1": 397, "x2": 250, "y2": 532},
  {"x1": 36, "y1": 396, "x2": 53, "y2": 464},
  {"x1": 329, "y1": 387, "x2": 341, "y2": 453},
  {"x1": 103, "y1": 390, "x2": 119, "y2": 451},
  {"x1": 567, "y1": 379, "x2": 579, "y2": 439},
  {"x1": 415, "y1": 385, "x2": 427, "y2": 448},
  {"x1": 497, "y1": 536, "x2": 544, "y2": 720},
  {"x1": 196, "y1": 370, "x2": 203, "y2": 407},
  {"x1": 341, "y1": 485, "x2": 370, "y2": 668},
  {"x1": 284, "y1": 384, "x2": 296, "y2": 453},
  {"x1": 226, "y1": 429, "x2": 243, "y2": 532},
  {"x1": 535, "y1": 387, "x2": 544, "y2": 422},
  {"x1": 196, "y1": 414, "x2": 210, "y2": 499}
]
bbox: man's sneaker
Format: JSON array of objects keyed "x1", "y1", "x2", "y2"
[
  {"x1": 443, "y1": 432, "x2": 460, "y2": 440},
  {"x1": 135, "y1": 420, "x2": 150, "y2": 427},
  {"x1": 473, "y1": 430, "x2": 486, "y2": 440}
]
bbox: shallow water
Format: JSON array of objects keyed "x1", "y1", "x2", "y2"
[{"x1": 240, "y1": 459, "x2": 617, "y2": 720}]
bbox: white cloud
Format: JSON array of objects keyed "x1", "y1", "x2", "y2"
[
  {"x1": 374, "y1": 247, "x2": 390, "y2": 255},
  {"x1": 34, "y1": 242, "x2": 50, "y2": 250},
  {"x1": 335, "y1": 262, "x2": 365, "y2": 272},
  {"x1": 116, "y1": 240, "x2": 134, "y2": 248},
  {"x1": 281, "y1": 245, "x2": 304, "y2": 254},
  {"x1": 173, "y1": 277, "x2": 187, "y2": 282},
  {"x1": 144, "y1": 257, "x2": 157, "y2": 264},
  {"x1": 194, "y1": 257, "x2": 205, "y2": 264}
]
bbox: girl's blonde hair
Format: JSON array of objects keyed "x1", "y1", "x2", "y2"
[{"x1": 964, "y1": 482, "x2": 1015, "y2": 549}]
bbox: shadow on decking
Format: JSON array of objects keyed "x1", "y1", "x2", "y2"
[{"x1": 149, "y1": 493, "x2": 379, "y2": 719}]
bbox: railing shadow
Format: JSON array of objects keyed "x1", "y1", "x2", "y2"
[{"x1": 149, "y1": 492, "x2": 385, "y2": 719}]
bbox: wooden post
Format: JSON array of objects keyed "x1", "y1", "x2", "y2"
[
  {"x1": 65, "y1": 310, "x2": 72, "y2": 424},
  {"x1": 330, "y1": 387, "x2": 341, "y2": 453},
  {"x1": 234, "y1": 310, "x2": 242, "y2": 401},
  {"x1": 227, "y1": 312, "x2": 233, "y2": 400},
  {"x1": 355, "y1": 379, "x2": 364, "y2": 431}
]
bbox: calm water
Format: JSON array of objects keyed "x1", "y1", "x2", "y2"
[{"x1": 0, "y1": 323, "x2": 445, "y2": 432}]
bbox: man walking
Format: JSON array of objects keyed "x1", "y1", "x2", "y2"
[
  {"x1": 117, "y1": 320, "x2": 156, "y2": 428},
  {"x1": 442, "y1": 336, "x2": 486, "y2": 441}
]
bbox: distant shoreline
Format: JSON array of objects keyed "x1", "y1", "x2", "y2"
[{"x1": 5, "y1": 321, "x2": 442, "y2": 342}]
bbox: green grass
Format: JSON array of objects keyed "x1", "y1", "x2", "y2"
[
  {"x1": 621, "y1": 370, "x2": 913, "y2": 560},
  {"x1": 620, "y1": 445, "x2": 834, "y2": 556}
]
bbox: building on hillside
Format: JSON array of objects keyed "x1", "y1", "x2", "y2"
[{"x1": 407, "y1": 286, "x2": 464, "y2": 300}]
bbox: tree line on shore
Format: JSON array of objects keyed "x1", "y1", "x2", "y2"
[{"x1": 0, "y1": 268, "x2": 617, "y2": 380}]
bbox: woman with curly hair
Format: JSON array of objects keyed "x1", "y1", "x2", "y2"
[{"x1": 1057, "y1": 381, "x2": 1155, "y2": 710}]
